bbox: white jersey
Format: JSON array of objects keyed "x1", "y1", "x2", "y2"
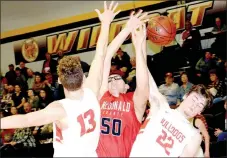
[
  {"x1": 53, "y1": 88, "x2": 100, "y2": 157},
  {"x1": 130, "y1": 108, "x2": 199, "y2": 157}
]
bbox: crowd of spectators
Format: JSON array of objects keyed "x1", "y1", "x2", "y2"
[{"x1": 0, "y1": 17, "x2": 226, "y2": 157}]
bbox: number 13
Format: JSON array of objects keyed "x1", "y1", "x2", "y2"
[
  {"x1": 77, "y1": 109, "x2": 96, "y2": 137},
  {"x1": 156, "y1": 129, "x2": 174, "y2": 155}
]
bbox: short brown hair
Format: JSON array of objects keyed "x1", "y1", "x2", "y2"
[
  {"x1": 188, "y1": 84, "x2": 213, "y2": 108},
  {"x1": 57, "y1": 56, "x2": 83, "y2": 91}
]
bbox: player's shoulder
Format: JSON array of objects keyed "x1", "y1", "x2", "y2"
[{"x1": 125, "y1": 92, "x2": 134, "y2": 99}]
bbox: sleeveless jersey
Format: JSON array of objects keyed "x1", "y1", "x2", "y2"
[
  {"x1": 130, "y1": 108, "x2": 199, "y2": 157},
  {"x1": 53, "y1": 88, "x2": 100, "y2": 157},
  {"x1": 96, "y1": 91, "x2": 141, "y2": 157}
]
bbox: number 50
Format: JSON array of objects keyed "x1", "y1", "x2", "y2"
[{"x1": 101, "y1": 117, "x2": 122, "y2": 136}]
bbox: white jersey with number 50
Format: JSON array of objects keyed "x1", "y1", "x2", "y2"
[
  {"x1": 53, "y1": 88, "x2": 100, "y2": 157},
  {"x1": 130, "y1": 108, "x2": 198, "y2": 157}
]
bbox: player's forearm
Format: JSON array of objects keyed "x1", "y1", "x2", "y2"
[
  {"x1": 1, "y1": 115, "x2": 29, "y2": 129},
  {"x1": 135, "y1": 45, "x2": 148, "y2": 93},
  {"x1": 106, "y1": 27, "x2": 131, "y2": 61},
  {"x1": 95, "y1": 22, "x2": 110, "y2": 58},
  {"x1": 204, "y1": 133, "x2": 210, "y2": 154}
]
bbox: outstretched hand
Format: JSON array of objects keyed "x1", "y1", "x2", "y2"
[
  {"x1": 126, "y1": 10, "x2": 149, "y2": 31},
  {"x1": 95, "y1": 1, "x2": 121, "y2": 24},
  {"x1": 132, "y1": 24, "x2": 147, "y2": 48}
]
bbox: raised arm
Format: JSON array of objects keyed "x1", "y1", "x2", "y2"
[
  {"x1": 142, "y1": 39, "x2": 169, "y2": 116},
  {"x1": 99, "y1": 10, "x2": 149, "y2": 99},
  {"x1": 1, "y1": 101, "x2": 65, "y2": 129},
  {"x1": 131, "y1": 24, "x2": 149, "y2": 122},
  {"x1": 84, "y1": 1, "x2": 120, "y2": 96}
]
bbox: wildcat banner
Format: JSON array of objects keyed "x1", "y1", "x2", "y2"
[{"x1": 11, "y1": 0, "x2": 224, "y2": 64}]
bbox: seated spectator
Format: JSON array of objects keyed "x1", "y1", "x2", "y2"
[
  {"x1": 109, "y1": 61, "x2": 125, "y2": 77},
  {"x1": 112, "y1": 48, "x2": 131, "y2": 74},
  {"x1": 27, "y1": 68, "x2": 35, "y2": 89},
  {"x1": 207, "y1": 69, "x2": 225, "y2": 104},
  {"x1": 32, "y1": 74, "x2": 45, "y2": 94},
  {"x1": 9, "y1": 127, "x2": 36, "y2": 157},
  {"x1": 177, "y1": 72, "x2": 193, "y2": 104},
  {"x1": 27, "y1": 89, "x2": 39, "y2": 109},
  {"x1": 42, "y1": 52, "x2": 57, "y2": 75},
  {"x1": 75, "y1": 56, "x2": 90, "y2": 73},
  {"x1": 38, "y1": 89, "x2": 52, "y2": 109},
  {"x1": 126, "y1": 57, "x2": 136, "y2": 92},
  {"x1": 5, "y1": 64, "x2": 16, "y2": 86},
  {"x1": 10, "y1": 106, "x2": 18, "y2": 115},
  {"x1": 158, "y1": 72, "x2": 179, "y2": 107},
  {"x1": 15, "y1": 67, "x2": 27, "y2": 90},
  {"x1": 1, "y1": 85, "x2": 14, "y2": 108},
  {"x1": 11, "y1": 85, "x2": 26, "y2": 113},
  {"x1": 214, "y1": 101, "x2": 227, "y2": 142},
  {"x1": 43, "y1": 73, "x2": 58, "y2": 99},
  {"x1": 19, "y1": 62, "x2": 28, "y2": 80},
  {"x1": 195, "y1": 51, "x2": 217, "y2": 84},
  {"x1": 212, "y1": 17, "x2": 227, "y2": 33}
]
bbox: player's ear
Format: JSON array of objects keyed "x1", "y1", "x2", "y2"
[{"x1": 58, "y1": 78, "x2": 62, "y2": 84}]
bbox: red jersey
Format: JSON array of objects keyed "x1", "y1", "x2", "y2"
[{"x1": 96, "y1": 91, "x2": 141, "y2": 157}]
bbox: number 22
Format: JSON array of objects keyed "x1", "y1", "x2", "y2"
[
  {"x1": 156, "y1": 129, "x2": 174, "y2": 156},
  {"x1": 77, "y1": 109, "x2": 96, "y2": 137}
]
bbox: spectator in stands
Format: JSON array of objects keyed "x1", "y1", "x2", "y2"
[
  {"x1": 15, "y1": 67, "x2": 27, "y2": 90},
  {"x1": 43, "y1": 73, "x2": 58, "y2": 99},
  {"x1": 127, "y1": 57, "x2": 136, "y2": 92},
  {"x1": 109, "y1": 61, "x2": 125, "y2": 77},
  {"x1": 207, "y1": 69, "x2": 225, "y2": 104},
  {"x1": 19, "y1": 62, "x2": 28, "y2": 80},
  {"x1": 56, "y1": 50, "x2": 65, "y2": 64},
  {"x1": 10, "y1": 127, "x2": 36, "y2": 156},
  {"x1": 42, "y1": 52, "x2": 57, "y2": 75},
  {"x1": 212, "y1": 17, "x2": 227, "y2": 33},
  {"x1": 1, "y1": 85, "x2": 14, "y2": 107},
  {"x1": 179, "y1": 20, "x2": 201, "y2": 62},
  {"x1": 195, "y1": 51, "x2": 217, "y2": 84},
  {"x1": 112, "y1": 48, "x2": 131, "y2": 75},
  {"x1": 27, "y1": 89, "x2": 39, "y2": 109},
  {"x1": 214, "y1": 100, "x2": 227, "y2": 142},
  {"x1": 177, "y1": 72, "x2": 193, "y2": 104},
  {"x1": 158, "y1": 72, "x2": 179, "y2": 108},
  {"x1": 27, "y1": 68, "x2": 35, "y2": 89},
  {"x1": 10, "y1": 106, "x2": 18, "y2": 115},
  {"x1": 5, "y1": 64, "x2": 16, "y2": 85},
  {"x1": 11, "y1": 85, "x2": 26, "y2": 113},
  {"x1": 32, "y1": 74, "x2": 45, "y2": 94},
  {"x1": 38, "y1": 89, "x2": 52, "y2": 109},
  {"x1": 75, "y1": 56, "x2": 90, "y2": 73}
]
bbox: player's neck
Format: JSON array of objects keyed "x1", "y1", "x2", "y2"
[
  {"x1": 176, "y1": 107, "x2": 190, "y2": 119},
  {"x1": 64, "y1": 88, "x2": 84, "y2": 100}
]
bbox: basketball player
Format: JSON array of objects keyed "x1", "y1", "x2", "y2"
[
  {"x1": 129, "y1": 31, "x2": 213, "y2": 157},
  {"x1": 96, "y1": 10, "x2": 150, "y2": 157},
  {"x1": 0, "y1": 2, "x2": 120, "y2": 157}
]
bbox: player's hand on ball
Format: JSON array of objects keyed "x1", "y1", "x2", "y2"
[
  {"x1": 126, "y1": 10, "x2": 149, "y2": 31},
  {"x1": 132, "y1": 24, "x2": 147, "y2": 47},
  {"x1": 95, "y1": 1, "x2": 121, "y2": 24}
]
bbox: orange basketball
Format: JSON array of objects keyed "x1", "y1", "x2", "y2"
[{"x1": 147, "y1": 16, "x2": 176, "y2": 46}]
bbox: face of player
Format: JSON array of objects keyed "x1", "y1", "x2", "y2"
[
  {"x1": 180, "y1": 92, "x2": 206, "y2": 118},
  {"x1": 108, "y1": 74, "x2": 128, "y2": 96}
]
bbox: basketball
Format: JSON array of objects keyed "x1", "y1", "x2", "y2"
[{"x1": 147, "y1": 16, "x2": 176, "y2": 46}]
